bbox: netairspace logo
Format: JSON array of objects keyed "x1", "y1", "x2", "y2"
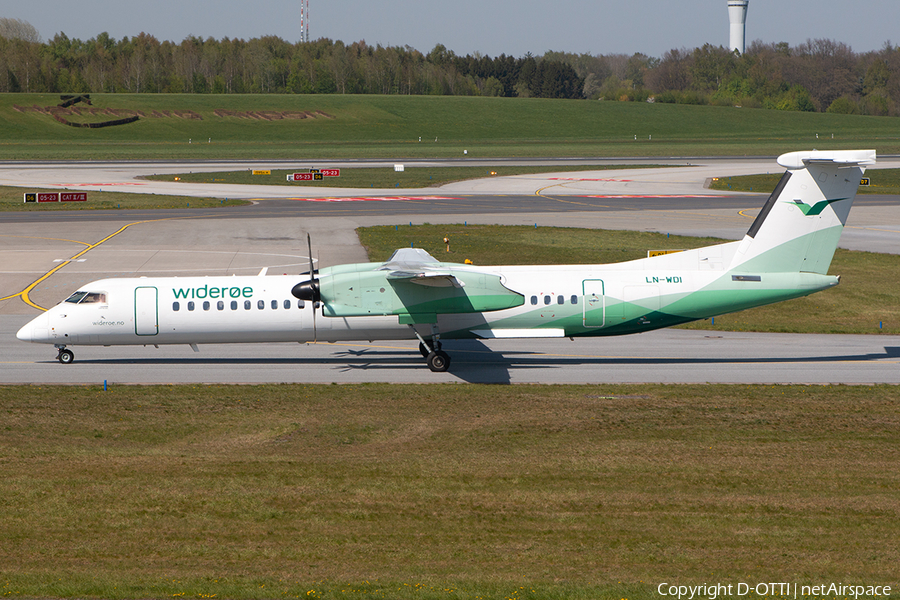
[{"x1": 657, "y1": 582, "x2": 892, "y2": 599}]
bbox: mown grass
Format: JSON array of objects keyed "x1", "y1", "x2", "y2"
[
  {"x1": 709, "y1": 168, "x2": 900, "y2": 195},
  {"x1": 358, "y1": 224, "x2": 900, "y2": 334},
  {"x1": 709, "y1": 169, "x2": 900, "y2": 195},
  {"x1": 0, "y1": 185, "x2": 248, "y2": 211},
  {"x1": 3, "y1": 93, "x2": 900, "y2": 160},
  {"x1": 143, "y1": 164, "x2": 662, "y2": 189},
  {"x1": 0, "y1": 384, "x2": 897, "y2": 599}
]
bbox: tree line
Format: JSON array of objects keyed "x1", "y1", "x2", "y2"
[
  {"x1": 570, "y1": 39, "x2": 900, "y2": 116},
  {"x1": 0, "y1": 26, "x2": 583, "y2": 100},
  {"x1": 1, "y1": 17, "x2": 899, "y2": 115}
]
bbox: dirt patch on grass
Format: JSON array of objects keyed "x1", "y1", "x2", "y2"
[{"x1": 213, "y1": 108, "x2": 334, "y2": 120}]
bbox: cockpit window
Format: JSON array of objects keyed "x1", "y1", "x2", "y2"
[
  {"x1": 83, "y1": 292, "x2": 106, "y2": 304},
  {"x1": 64, "y1": 291, "x2": 88, "y2": 304},
  {"x1": 64, "y1": 291, "x2": 106, "y2": 304}
]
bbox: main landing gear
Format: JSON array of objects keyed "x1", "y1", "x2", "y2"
[
  {"x1": 411, "y1": 327, "x2": 450, "y2": 372},
  {"x1": 55, "y1": 345, "x2": 74, "y2": 364}
]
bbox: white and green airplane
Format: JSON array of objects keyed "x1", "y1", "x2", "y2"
[{"x1": 17, "y1": 149, "x2": 874, "y2": 372}]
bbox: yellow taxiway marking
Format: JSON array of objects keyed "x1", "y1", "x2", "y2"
[
  {"x1": 845, "y1": 224, "x2": 900, "y2": 234},
  {"x1": 1, "y1": 215, "x2": 222, "y2": 311}
]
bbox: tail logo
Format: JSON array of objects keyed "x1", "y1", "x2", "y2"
[{"x1": 788, "y1": 197, "x2": 846, "y2": 216}]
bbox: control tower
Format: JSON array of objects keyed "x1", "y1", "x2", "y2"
[{"x1": 728, "y1": 0, "x2": 749, "y2": 54}]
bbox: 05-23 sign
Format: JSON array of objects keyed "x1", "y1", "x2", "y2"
[{"x1": 287, "y1": 169, "x2": 340, "y2": 182}]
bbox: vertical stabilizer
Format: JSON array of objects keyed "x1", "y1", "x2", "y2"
[{"x1": 729, "y1": 150, "x2": 875, "y2": 275}]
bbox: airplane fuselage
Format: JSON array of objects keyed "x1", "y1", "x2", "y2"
[
  {"x1": 17, "y1": 240, "x2": 837, "y2": 349},
  {"x1": 15, "y1": 150, "x2": 874, "y2": 371}
]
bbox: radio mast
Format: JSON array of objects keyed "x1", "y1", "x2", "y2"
[{"x1": 300, "y1": 0, "x2": 310, "y2": 43}]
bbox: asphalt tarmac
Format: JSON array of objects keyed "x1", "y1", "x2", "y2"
[
  {"x1": 3, "y1": 322, "x2": 899, "y2": 384},
  {"x1": 3, "y1": 157, "x2": 899, "y2": 384}
]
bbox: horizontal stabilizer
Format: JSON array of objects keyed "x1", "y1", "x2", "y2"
[{"x1": 777, "y1": 149, "x2": 876, "y2": 170}]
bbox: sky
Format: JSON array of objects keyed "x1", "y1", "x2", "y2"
[{"x1": 6, "y1": 0, "x2": 899, "y2": 58}]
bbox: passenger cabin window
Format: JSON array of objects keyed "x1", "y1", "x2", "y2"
[
  {"x1": 231, "y1": 301, "x2": 238, "y2": 310},
  {"x1": 188, "y1": 301, "x2": 195, "y2": 311},
  {"x1": 217, "y1": 301, "x2": 225, "y2": 311},
  {"x1": 283, "y1": 299, "x2": 291, "y2": 309},
  {"x1": 271, "y1": 300, "x2": 278, "y2": 310},
  {"x1": 531, "y1": 296, "x2": 538, "y2": 305},
  {"x1": 544, "y1": 295, "x2": 551, "y2": 305},
  {"x1": 557, "y1": 295, "x2": 564, "y2": 305},
  {"x1": 258, "y1": 300, "x2": 265, "y2": 310},
  {"x1": 173, "y1": 302, "x2": 180, "y2": 311},
  {"x1": 203, "y1": 301, "x2": 210, "y2": 311},
  {"x1": 244, "y1": 300, "x2": 251, "y2": 310},
  {"x1": 571, "y1": 295, "x2": 578, "y2": 305}
]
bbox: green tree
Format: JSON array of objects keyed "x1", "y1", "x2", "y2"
[
  {"x1": 864, "y1": 59, "x2": 890, "y2": 94},
  {"x1": 826, "y1": 96, "x2": 859, "y2": 114}
]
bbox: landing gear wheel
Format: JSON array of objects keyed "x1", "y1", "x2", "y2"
[
  {"x1": 426, "y1": 350, "x2": 451, "y2": 373},
  {"x1": 57, "y1": 349, "x2": 74, "y2": 364},
  {"x1": 419, "y1": 340, "x2": 442, "y2": 358}
]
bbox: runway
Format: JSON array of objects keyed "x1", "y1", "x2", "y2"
[
  {"x1": 3, "y1": 156, "x2": 900, "y2": 384},
  {"x1": 2, "y1": 318, "x2": 898, "y2": 384}
]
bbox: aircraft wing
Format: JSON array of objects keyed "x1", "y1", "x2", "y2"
[
  {"x1": 319, "y1": 248, "x2": 523, "y2": 319},
  {"x1": 385, "y1": 271, "x2": 465, "y2": 288},
  {"x1": 381, "y1": 247, "x2": 465, "y2": 288}
]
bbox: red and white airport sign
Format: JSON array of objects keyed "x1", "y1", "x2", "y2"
[
  {"x1": 287, "y1": 168, "x2": 340, "y2": 182},
  {"x1": 61, "y1": 192, "x2": 88, "y2": 202},
  {"x1": 24, "y1": 192, "x2": 88, "y2": 203}
]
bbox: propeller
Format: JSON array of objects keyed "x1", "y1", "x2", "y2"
[{"x1": 291, "y1": 233, "x2": 320, "y2": 341}]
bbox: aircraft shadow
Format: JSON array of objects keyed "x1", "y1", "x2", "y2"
[{"x1": 39, "y1": 342, "x2": 900, "y2": 385}]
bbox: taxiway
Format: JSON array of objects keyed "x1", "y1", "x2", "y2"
[{"x1": 3, "y1": 156, "x2": 899, "y2": 384}]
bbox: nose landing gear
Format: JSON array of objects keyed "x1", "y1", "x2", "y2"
[{"x1": 55, "y1": 345, "x2": 74, "y2": 364}]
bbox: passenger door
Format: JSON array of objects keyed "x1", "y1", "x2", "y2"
[{"x1": 135, "y1": 287, "x2": 159, "y2": 336}]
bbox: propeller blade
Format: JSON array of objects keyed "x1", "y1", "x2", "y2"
[
  {"x1": 308, "y1": 233, "x2": 317, "y2": 343},
  {"x1": 307, "y1": 233, "x2": 316, "y2": 285},
  {"x1": 291, "y1": 234, "x2": 321, "y2": 302}
]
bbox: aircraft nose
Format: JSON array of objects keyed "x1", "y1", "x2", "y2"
[
  {"x1": 16, "y1": 313, "x2": 49, "y2": 343},
  {"x1": 16, "y1": 323, "x2": 30, "y2": 342}
]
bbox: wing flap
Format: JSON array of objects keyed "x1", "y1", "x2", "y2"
[{"x1": 386, "y1": 271, "x2": 465, "y2": 288}]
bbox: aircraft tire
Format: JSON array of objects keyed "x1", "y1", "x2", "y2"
[
  {"x1": 57, "y1": 349, "x2": 74, "y2": 364},
  {"x1": 426, "y1": 350, "x2": 450, "y2": 372}
]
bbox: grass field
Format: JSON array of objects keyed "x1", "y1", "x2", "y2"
[
  {"x1": 358, "y1": 224, "x2": 900, "y2": 335},
  {"x1": 710, "y1": 169, "x2": 900, "y2": 195},
  {"x1": 3, "y1": 93, "x2": 900, "y2": 160},
  {"x1": 4, "y1": 94, "x2": 898, "y2": 600},
  {"x1": 1, "y1": 384, "x2": 897, "y2": 600},
  {"x1": 0, "y1": 185, "x2": 248, "y2": 211},
  {"x1": 143, "y1": 164, "x2": 663, "y2": 189}
]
